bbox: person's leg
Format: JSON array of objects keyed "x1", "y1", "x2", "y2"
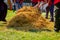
[
  {"x1": 13, "y1": 4, "x2": 16, "y2": 12},
  {"x1": 54, "y1": 2, "x2": 60, "y2": 32},
  {"x1": 21, "y1": 3, "x2": 23, "y2": 7},
  {"x1": 15, "y1": 2, "x2": 19, "y2": 10},
  {"x1": 2, "y1": 4, "x2": 7, "y2": 22},
  {"x1": 43, "y1": 3, "x2": 48, "y2": 12},
  {"x1": 45, "y1": 6, "x2": 50, "y2": 19},
  {"x1": 1, "y1": 10, "x2": 7, "y2": 22},
  {"x1": 50, "y1": 4, "x2": 54, "y2": 22},
  {"x1": 12, "y1": 0, "x2": 16, "y2": 11},
  {"x1": 18, "y1": 3, "x2": 20, "y2": 9},
  {"x1": 19, "y1": 3, "x2": 23, "y2": 9},
  {"x1": 54, "y1": 9, "x2": 60, "y2": 32},
  {"x1": 9, "y1": 0, "x2": 12, "y2": 10},
  {"x1": 32, "y1": 2, "x2": 35, "y2": 6},
  {"x1": 29, "y1": 3, "x2": 32, "y2": 6},
  {"x1": 0, "y1": 12, "x2": 3, "y2": 21}
]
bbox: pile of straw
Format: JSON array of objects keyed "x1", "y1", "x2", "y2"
[{"x1": 7, "y1": 6, "x2": 54, "y2": 31}]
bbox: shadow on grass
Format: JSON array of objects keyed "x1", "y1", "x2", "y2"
[{"x1": 7, "y1": 26, "x2": 52, "y2": 32}]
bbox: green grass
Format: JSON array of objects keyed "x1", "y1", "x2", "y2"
[
  {"x1": 6, "y1": 10, "x2": 16, "y2": 21},
  {"x1": 0, "y1": 10, "x2": 60, "y2": 40},
  {"x1": 0, "y1": 30, "x2": 60, "y2": 40}
]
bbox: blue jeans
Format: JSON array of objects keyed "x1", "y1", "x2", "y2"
[
  {"x1": 15, "y1": 2, "x2": 23, "y2": 10},
  {"x1": 50, "y1": 4, "x2": 54, "y2": 20},
  {"x1": 46, "y1": 4, "x2": 54, "y2": 21}
]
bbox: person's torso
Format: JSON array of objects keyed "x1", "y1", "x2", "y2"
[
  {"x1": 16, "y1": 0, "x2": 23, "y2": 3},
  {"x1": 16, "y1": 0, "x2": 20, "y2": 2},
  {"x1": 24, "y1": 0, "x2": 31, "y2": 3},
  {"x1": 48, "y1": 0, "x2": 54, "y2": 6},
  {"x1": 31, "y1": 0, "x2": 40, "y2": 3},
  {"x1": 54, "y1": 0, "x2": 60, "y2": 5}
]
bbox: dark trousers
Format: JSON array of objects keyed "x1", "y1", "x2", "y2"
[
  {"x1": 46, "y1": 4, "x2": 54, "y2": 21},
  {"x1": 54, "y1": 9, "x2": 60, "y2": 32},
  {"x1": 54, "y1": 2, "x2": 60, "y2": 32},
  {"x1": 0, "y1": 3, "x2": 7, "y2": 21},
  {"x1": 12, "y1": 1, "x2": 16, "y2": 11}
]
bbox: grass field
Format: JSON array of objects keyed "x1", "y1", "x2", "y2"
[{"x1": 0, "y1": 10, "x2": 60, "y2": 40}]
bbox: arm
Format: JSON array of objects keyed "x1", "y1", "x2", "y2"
[
  {"x1": 39, "y1": 0, "x2": 48, "y2": 8},
  {"x1": 12, "y1": 0, "x2": 16, "y2": 3},
  {"x1": 34, "y1": 1, "x2": 40, "y2": 8},
  {"x1": 44, "y1": 0, "x2": 47, "y2": 3},
  {"x1": 48, "y1": 0, "x2": 50, "y2": 4},
  {"x1": 39, "y1": 1, "x2": 45, "y2": 8}
]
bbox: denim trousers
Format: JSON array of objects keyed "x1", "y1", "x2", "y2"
[{"x1": 15, "y1": 2, "x2": 23, "y2": 10}]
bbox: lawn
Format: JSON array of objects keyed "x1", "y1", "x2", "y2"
[{"x1": 0, "y1": 10, "x2": 60, "y2": 40}]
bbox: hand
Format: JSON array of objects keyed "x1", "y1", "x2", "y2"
[
  {"x1": 39, "y1": 5, "x2": 41, "y2": 8},
  {"x1": 34, "y1": 5, "x2": 38, "y2": 8}
]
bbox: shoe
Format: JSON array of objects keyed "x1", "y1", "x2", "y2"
[
  {"x1": 2, "y1": 19, "x2": 7, "y2": 22},
  {"x1": 50, "y1": 18, "x2": 54, "y2": 22},
  {"x1": 55, "y1": 28, "x2": 60, "y2": 32},
  {"x1": 45, "y1": 17, "x2": 48, "y2": 19},
  {"x1": 50, "y1": 20, "x2": 54, "y2": 22}
]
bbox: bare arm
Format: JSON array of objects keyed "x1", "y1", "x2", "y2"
[
  {"x1": 12, "y1": 0, "x2": 16, "y2": 3},
  {"x1": 34, "y1": 1, "x2": 40, "y2": 8},
  {"x1": 48, "y1": 0, "x2": 50, "y2": 4},
  {"x1": 39, "y1": 0, "x2": 48, "y2": 8}
]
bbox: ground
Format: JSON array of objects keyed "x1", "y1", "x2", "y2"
[{"x1": 0, "y1": 10, "x2": 60, "y2": 40}]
